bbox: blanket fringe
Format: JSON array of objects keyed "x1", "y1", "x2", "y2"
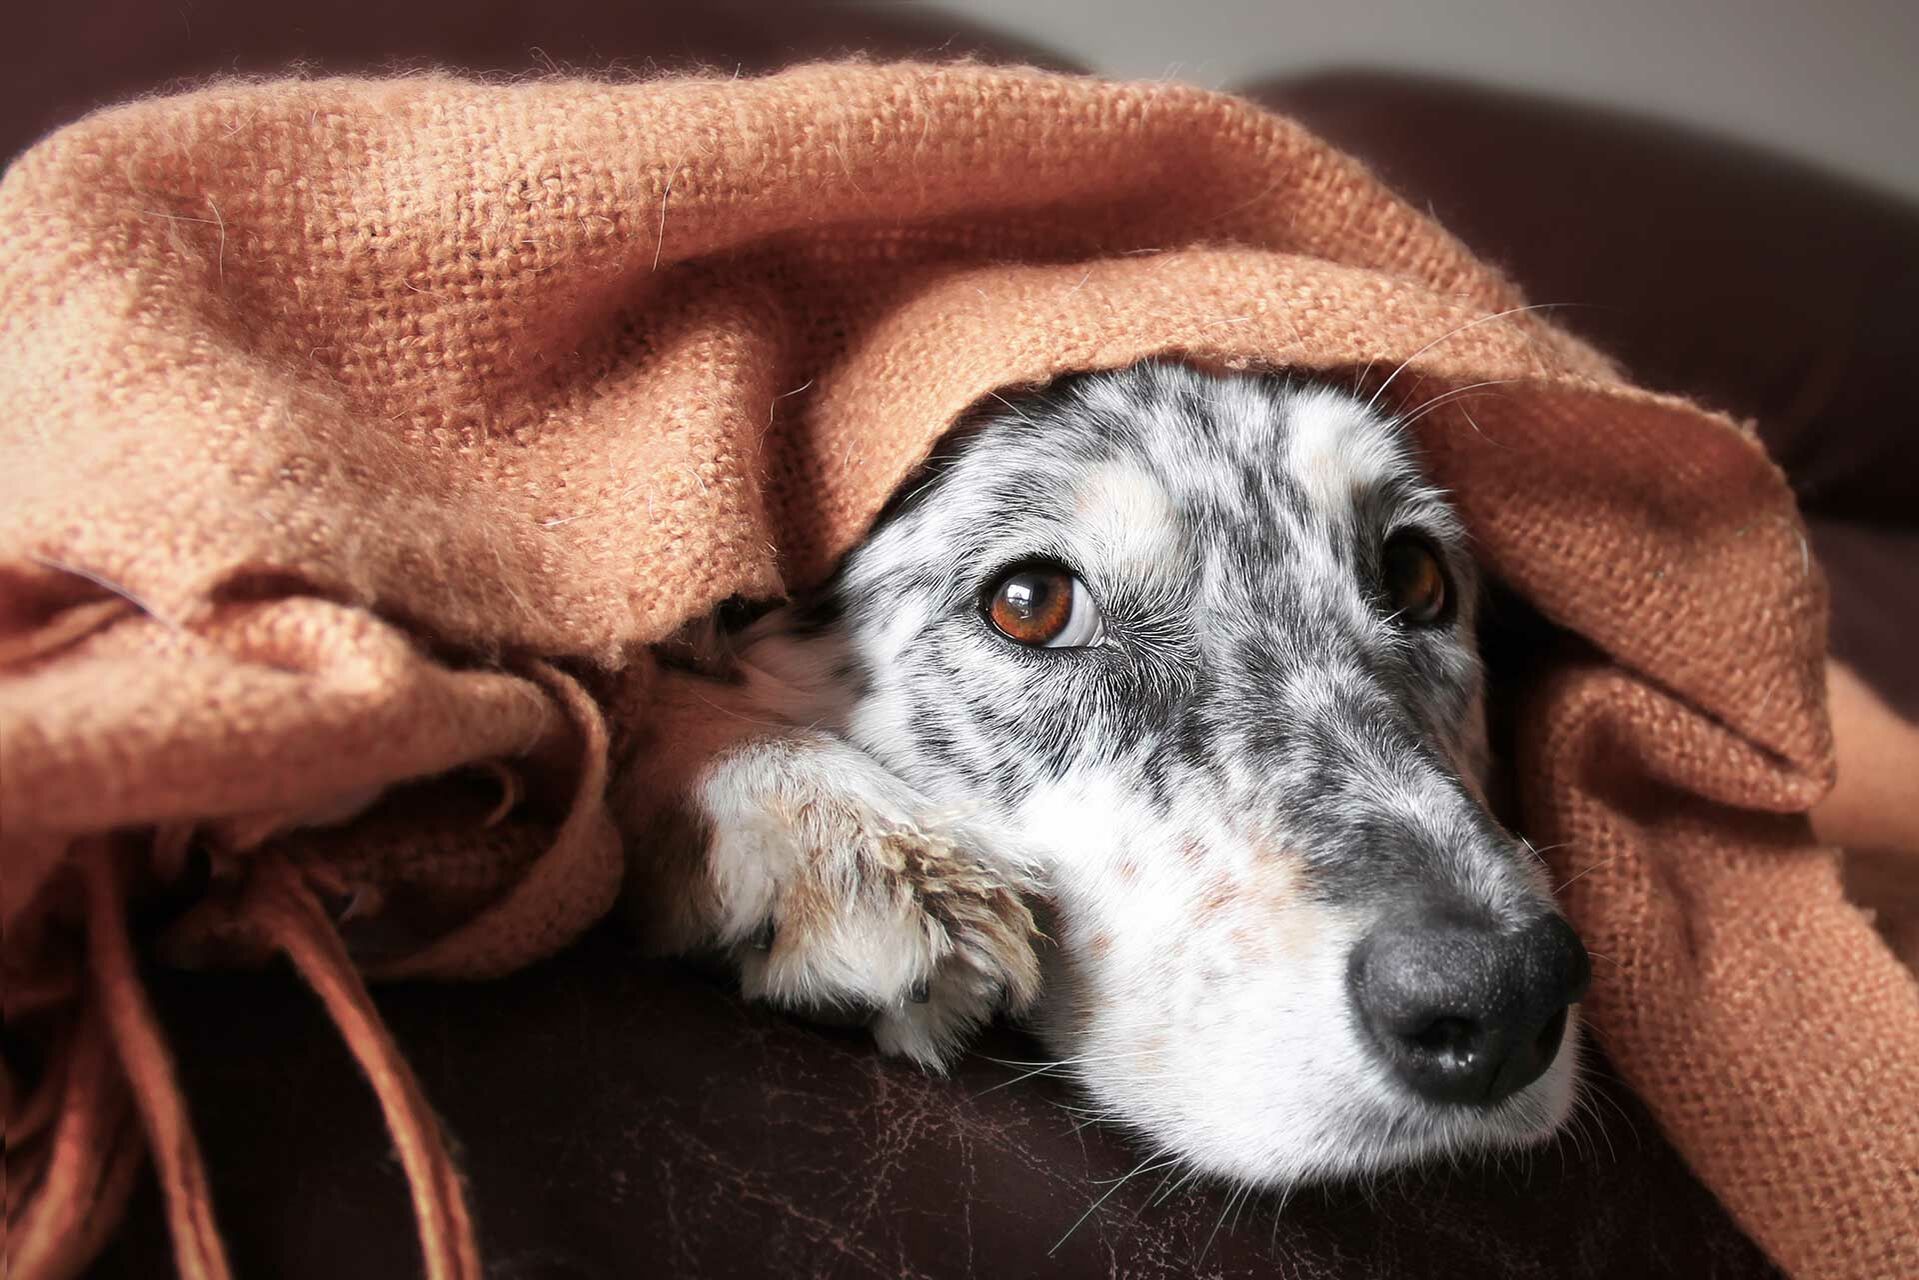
[
  {"x1": 4, "y1": 1001, "x2": 144, "y2": 1280},
  {"x1": 241, "y1": 855, "x2": 483, "y2": 1280},
  {"x1": 82, "y1": 840, "x2": 235, "y2": 1280},
  {"x1": 3, "y1": 843, "x2": 482, "y2": 1280}
]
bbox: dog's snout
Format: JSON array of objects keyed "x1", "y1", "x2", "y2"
[{"x1": 1348, "y1": 905, "x2": 1591, "y2": 1107}]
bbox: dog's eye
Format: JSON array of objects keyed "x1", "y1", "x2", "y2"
[
  {"x1": 984, "y1": 564, "x2": 1104, "y2": 648},
  {"x1": 1380, "y1": 534, "x2": 1452, "y2": 626}
]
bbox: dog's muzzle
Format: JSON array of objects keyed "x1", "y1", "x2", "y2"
[{"x1": 1347, "y1": 903, "x2": 1592, "y2": 1106}]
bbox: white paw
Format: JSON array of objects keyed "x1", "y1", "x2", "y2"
[{"x1": 698, "y1": 738, "x2": 1040, "y2": 1067}]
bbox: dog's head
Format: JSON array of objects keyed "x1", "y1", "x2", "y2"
[{"x1": 745, "y1": 360, "x2": 1587, "y2": 1186}]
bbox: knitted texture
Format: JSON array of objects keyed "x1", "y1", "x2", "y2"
[{"x1": 1, "y1": 63, "x2": 1913, "y2": 1278}]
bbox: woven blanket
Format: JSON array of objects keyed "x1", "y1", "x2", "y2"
[{"x1": 3, "y1": 63, "x2": 1914, "y2": 1280}]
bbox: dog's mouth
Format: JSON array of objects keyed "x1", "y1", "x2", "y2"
[
  {"x1": 1031, "y1": 890, "x2": 1589, "y2": 1190},
  {"x1": 1336, "y1": 1006, "x2": 1584, "y2": 1171},
  {"x1": 1222, "y1": 1011, "x2": 1584, "y2": 1187},
  {"x1": 1066, "y1": 1021, "x2": 1583, "y2": 1193}
]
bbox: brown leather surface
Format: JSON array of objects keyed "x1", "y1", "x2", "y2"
[
  {"x1": 88, "y1": 932, "x2": 1778, "y2": 1280},
  {"x1": 25, "y1": 12, "x2": 1908, "y2": 1280}
]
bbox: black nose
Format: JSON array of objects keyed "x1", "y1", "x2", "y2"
[{"x1": 1348, "y1": 905, "x2": 1591, "y2": 1106}]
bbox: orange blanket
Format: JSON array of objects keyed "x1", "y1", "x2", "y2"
[{"x1": 3, "y1": 63, "x2": 1914, "y2": 1279}]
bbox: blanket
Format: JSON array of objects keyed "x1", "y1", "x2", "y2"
[{"x1": 2, "y1": 63, "x2": 1914, "y2": 1280}]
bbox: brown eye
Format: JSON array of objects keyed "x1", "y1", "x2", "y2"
[
  {"x1": 985, "y1": 564, "x2": 1104, "y2": 648},
  {"x1": 1380, "y1": 534, "x2": 1452, "y2": 626}
]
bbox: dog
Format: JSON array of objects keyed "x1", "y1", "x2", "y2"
[{"x1": 624, "y1": 358, "x2": 1590, "y2": 1191}]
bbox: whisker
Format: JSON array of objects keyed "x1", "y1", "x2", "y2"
[
  {"x1": 1229, "y1": 1182, "x2": 1257, "y2": 1232},
  {"x1": 1518, "y1": 839, "x2": 1572, "y2": 867},
  {"x1": 1266, "y1": 1183, "x2": 1296, "y2": 1254},
  {"x1": 1153, "y1": 1165, "x2": 1206, "y2": 1206},
  {"x1": 1133, "y1": 1159, "x2": 1187, "y2": 1222},
  {"x1": 973, "y1": 1048, "x2": 1166, "y2": 1096},
  {"x1": 1555, "y1": 854, "x2": 1623, "y2": 893},
  {"x1": 1048, "y1": 1152, "x2": 1180, "y2": 1256},
  {"x1": 977, "y1": 1047, "x2": 1163, "y2": 1070},
  {"x1": 1393, "y1": 377, "x2": 1524, "y2": 430},
  {"x1": 1582, "y1": 1077, "x2": 1643, "y2": 1152},
  {"x1": 1578, "y1": 1089, "x2": 1620, "y2": 1165},
  {"x1": 1199, "y1": 1182, "x2": 1246, "y2": 1262},
  {"x1": 1364, "y1": 302, "x2": 1574, "y2": 416}
]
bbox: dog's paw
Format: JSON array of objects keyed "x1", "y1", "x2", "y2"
[{"x1": 698, "y1": 736, "x2": 1041, "y2": 1067}]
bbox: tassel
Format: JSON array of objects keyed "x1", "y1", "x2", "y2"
[
  {"x1": 82, "y1": 839, "x2": 235, "y2": 1280},
  {"x1": 242, "y1": 856, "x2": 483, "y2": 1280},
  {"x1": 5, "y1": 1001, "x2": 146, "y2": 1280}
]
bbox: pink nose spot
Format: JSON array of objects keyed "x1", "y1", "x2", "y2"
[
  {"x1": 1251, "y1": 848, "x2": 1308, "y2": 899},
  {"x1": 1196, "y1": 884, "x2": 1234, "y2": 922}
]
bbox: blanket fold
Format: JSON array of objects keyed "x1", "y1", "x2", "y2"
[{"x1": 2, "y1": 62, "x2": 1914, "y2": 1279}]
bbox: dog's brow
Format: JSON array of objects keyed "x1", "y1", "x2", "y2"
[{"x1": 1069, "y1": 458, "x2": 1183, "y2": 577}]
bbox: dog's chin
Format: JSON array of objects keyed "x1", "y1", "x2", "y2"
[
  {"x1": 1326, "y1": 1030, "x2": 1583, "y2": 1180},
  {"x1": 1070, "y1": 1014, "x2": 1584, "y2": 1193}
]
